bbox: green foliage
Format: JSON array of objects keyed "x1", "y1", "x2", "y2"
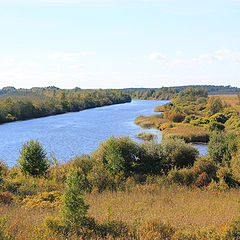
[
  {"x1": 0, "y1": 88, "x2": 131, "y2": 124},
  {"x1": 61, "y1": 171, "x2": 91, "y2": 233},
  {"x1": 94, "y1": 137, "x2": 139, "y2": 177},
  {"x1": 207, "y1": 96, "x2": 223, "y2": 115},
  {"x1": 0, "y1": 160, "x2": 7, "y2": 185},
  {"x1": 208, "y1": 133, "x2": 238, "y2": 164},
  {"x1": 18, "y1": 140, "x2": 49, "y2": 177},
  {"x1": 164, "y1": 110, "x2": 185, "y2": 122},
  {"x1": 160, "y1": 137, "x2": 199, "y2": 171},
  {"x1": 210, "y1": 113, "x2": 229, "y2": 124},
  {"x1": 208, "y1": 121, "x2": 225, "y2": 131}
]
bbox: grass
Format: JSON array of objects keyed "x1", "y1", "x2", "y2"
[
  {"x1": 134, "y1": 115, "x2": 168, "y2": 129},
  {"x1": 162, "y1": 125, "x2": 210, "y2": 143},
  {"x1": 87, "y1": 186, "x2": 240, "y2": 229},
  {"x1": 215, "y1": 94, "x2": 240, "y2": 112},
  {"x1": 1, "y1": 185, "x2": 240, "y2": 239},
  {"x1": 135, "y1": 132, "x2": 156, "y2": 141}
]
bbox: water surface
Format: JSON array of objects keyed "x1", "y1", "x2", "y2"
[{"x1": 0, "y1": 100, "x2": 207, "y2": 167}]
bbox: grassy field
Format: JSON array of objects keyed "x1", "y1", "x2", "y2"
[
  {"x1": 1, "y1": 186, "x2": 240, "y2": 239},
  {"x1": 215, "y1": 94, "x2": 240, "y2": 112}
]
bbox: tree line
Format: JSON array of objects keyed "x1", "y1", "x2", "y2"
[{"x1": 0, "y1": 88, "x2": 131, "y2": 124}]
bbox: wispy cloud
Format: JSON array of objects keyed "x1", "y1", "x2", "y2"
[
  {"x1": 148, "y1": 52, "x2": 166, "y2": 62},
  {"x1": 149, "y1": 49, "x2": 240, "y2": 66}
]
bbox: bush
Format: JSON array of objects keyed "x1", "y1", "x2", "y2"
[
  {"x1": 22, "y1": 191, "x2": 62, "y2": 209},
  {"x1": 164, "y1": 110, "x2": 185, "y2": 123},
  {"x1": 208, "y1": 133, "x2": 238, "y2": 164},
  {"x1": 167, "y1": 167, "x2": 195, "y2": 186},
  {"x1": 160, "y1": 137, "x2": 199, "y2": 171},
  {"x1": 18, "y1": 139, "x2": 50, "y2": 177},
  {"x1": 87, "y1": 163, "x2": 116, "y2": 192},
  {"x1": 210, "y1": 113, "x2": 229, "y2": 124},
  {"x1": 192, "y1": 157, "x2": 217, "y2": 180},
  {"x1": 207, "y1": 96, "x2": 223, "y2": 115},
  {"x1": 208, "y1": 121, "x2": 225, "y2": 131},
  {"x1": 92, "y1": 136, "x2": 139, "y2": 177}
]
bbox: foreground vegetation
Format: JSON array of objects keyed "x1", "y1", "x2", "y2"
[
  {"x1": 135, "y1": 87, "x2": 240, "y2": 143},
  {"x1": 1, "y1": 132, "x2": 240, "y2": 239},
  {"x1": 0, "y1": 87, "x2": 131, "y2": 124}
]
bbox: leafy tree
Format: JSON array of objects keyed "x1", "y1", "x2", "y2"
[
  {"x1": 60, "y1": 171, "x2": 91, "y2": 233},
  {"x1": 207, "y1": 96, "x2": 223, "y2": 115},
  {"x1": 208, "y1": 133, "x2": 238, "y2": 164},
  {"x1": 18, "y1": 139, "x2": 49, "y2": 177}
]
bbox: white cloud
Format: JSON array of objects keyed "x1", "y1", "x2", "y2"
[{"x1": 148, "y1": 52, "x2": 166, "y2": 62}]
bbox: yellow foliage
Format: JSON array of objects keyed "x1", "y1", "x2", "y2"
[{"x1": 22, "y1": 191, "x2": 62, "y2": 209}]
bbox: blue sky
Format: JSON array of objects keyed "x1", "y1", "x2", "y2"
[{"x1": 0, "y1": 0, "x2": 240, "y2": 89}]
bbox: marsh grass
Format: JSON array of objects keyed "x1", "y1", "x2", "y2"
[
  {"x1": 135, "y1": 132, "x2": 156, "y2": 141},
  {"x1": 214, "y1": 94, "x2": 240, "y2": 112},
  {"x1": 162, "y1": 125, "x2": 210, "y2": 143},
  {"x1": 134, "y1": 115, "x2": 169, "y2": 129}
]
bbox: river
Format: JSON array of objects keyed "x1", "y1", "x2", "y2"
[{"x1": 0, "y1": 99, "x2": 208, "y2": 167}]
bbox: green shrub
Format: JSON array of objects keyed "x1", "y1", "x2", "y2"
[
  {"x1": 208, "y1": 121, "x2": 225, "y2": 131},
  {"x1": 231, "y1": 148, "x2": 240, "y2": 183},
  {"x1": 165, "y1": 110, "x2": 185, "y2": 123},
  {"x1": 183, "y1": 115, "x2": 198, "y2": 124},
  {"x1": 87, "y1": 163, "x2": 116, "y2": 192},
  {"x1": 207, "y1": 96, "x2": 223, "y2": 115},
  {"x1": 192, "y1": 157, "x2": 217, "y2": 180},
  {"x1": 18, "y1": 139, "x2": 50, "y2": 177},
  {"x1": 160, "y1": 137, "x2": 199, "y2": 171},
  {"x1": 208, "y1": 133, "x2": 238, "y2": 164},
  {"x1": 210, "y1": 113, "x2": 229, "y2": 124},
  {"x1": 167, "y1": 167, "x2": 195, "y2": 186},
  {"x1": 92, "y1": 136, "x2": 139, "y2": 177}
]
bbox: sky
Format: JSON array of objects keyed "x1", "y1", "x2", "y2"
[{"x1": 0, "y1": 0, "x2": 240, "y2": 89}]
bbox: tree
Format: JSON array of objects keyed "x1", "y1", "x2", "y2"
[
  {"x1": 207, "y1": 96, "x2": 223, "y2": 115},
  {"x1": 18, "y1": 139, "x2": 49, "y2": 177},
  {"x1": 60, "y1": 171, "x2": 90, "y2": 233}
]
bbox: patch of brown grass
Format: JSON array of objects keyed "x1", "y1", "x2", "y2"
[
  {"x1": 213, "y1": 94, "x2": 240, "y2": 112},
  {"x1": 162, "y1": 125, "x2": 210, "y2": 143},
  {"x1": 1, "y1": 186, "x2": 240, "y2": 239},
  {"x1": 87, "y1": 186, "x2": 240, "y2": 229},
  {"x1": 134, "y1": 115, "x2": 169, "y2": 129}
]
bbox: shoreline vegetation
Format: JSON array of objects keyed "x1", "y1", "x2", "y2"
[
  {"x1": 1, "y1": 85, "x2": 240, "y2": 239},
  {"x1": 134, "y1": 132, "x2": 156, "y2": 141},
  {"x1": 0, "y1": 87, "x2": 131, "y2": 125},
  {"x1": 135, "y1": 87, "x2": 240, "y2": 143}
]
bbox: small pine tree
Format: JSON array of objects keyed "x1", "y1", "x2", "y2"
[
  {"x1": 60, "y1": 171, "x2": 90, "y2": 233},
  {"x1": 18, "y1": 139, "x2": 49, "y2": 177}
]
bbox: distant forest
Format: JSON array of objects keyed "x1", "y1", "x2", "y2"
[
  {"x1": 121, "y1": 85, "x2": 239, "y2": 100},
  {"x1": 0, "y1": 87, "x2": 131, "y2": 124}
]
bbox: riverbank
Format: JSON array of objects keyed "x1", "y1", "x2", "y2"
[{"x1": 135, "y1": 89, "x2": 240, "y2": 143}]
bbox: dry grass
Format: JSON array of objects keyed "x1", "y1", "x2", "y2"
[
  {"x1": 135, "y1": 115, "x2": 169, "y2": 128},
  {"x1": 1, "y1": 187, "x2": 240, "y2": 236},
  {"x1": 162, "y1": 125, "x2": 210, "y2": 143},
  {"x1": 1, "y1": 186, "x2": 240, "y2": 239},
  {"x1": 213, "y1": 94, "x2": 240, "y2": 112},
  {"x1": 135, "y1": 132, "x2": 156, "y2": 141}
]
